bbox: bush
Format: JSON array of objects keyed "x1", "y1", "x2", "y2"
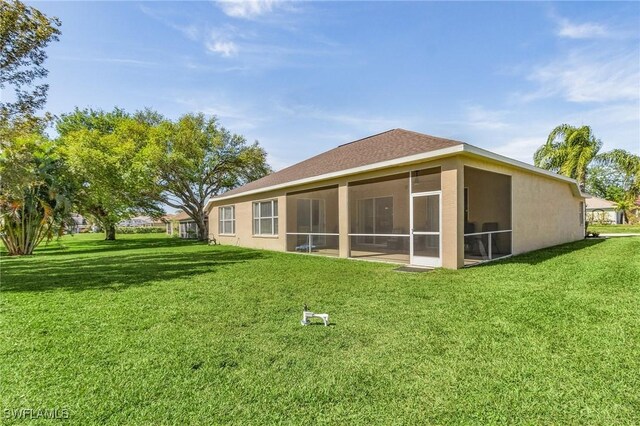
[{"x1": 116, "y1": 226, "x2": 166, "y2": 234}]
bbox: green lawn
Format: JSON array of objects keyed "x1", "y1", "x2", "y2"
[
  {"x1": 2, "y1": 234, "x2": 639, "y2": 424},
  {"x1": 588, "y1": 224, "x2": 640, "y2": 234}
]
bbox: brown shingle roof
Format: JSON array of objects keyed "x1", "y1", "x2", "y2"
[
  {"x1": 173, "y1": 211, "x2": 191, "y2": 221},
  {"x1": 221, "y1": 129, "x2": 462, "y2": 198}
]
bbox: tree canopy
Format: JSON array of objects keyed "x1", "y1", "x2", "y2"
[
  {"x1": 151, "y1": 113, "x2": 271, "y2": 241},
  {"x1": 57, "y1": 108, "x2": 163, "y2": 240},
  {"x1": 0, "y1": 0, "x2": 61, "y2": 132},
  {"x1": 591, "y1": 149, "x2": 640, "y2": 223}
]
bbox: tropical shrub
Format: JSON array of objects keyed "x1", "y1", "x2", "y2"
[{"x1": 0, "y1": 133, "x2": 74, "y2": 255}]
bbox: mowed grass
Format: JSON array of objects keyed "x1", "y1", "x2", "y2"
[
  {"x1": 1, "y1": 234, "x2": 639, "y2": 425},
  {"x1": 588, "y1": 224, "x2": 640, "y2": 234}
]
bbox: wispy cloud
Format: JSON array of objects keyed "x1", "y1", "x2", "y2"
[
  {"x1": 276, "y1": 103, "x2": 413, "y2": 133},
  {"x1": 174, "y1": 96, "x2": 266, "y2": 132},
  {"x1": 557, "y1": 18, "x2": 609, "y2": 39},
  {"x1": 139, "y1": 5, "x2": 201, "y2": 41},
  {"x1": 216, "y1": 0, "x2": 280, "y2": 20},
  {"x1": 490, "y1": 137, "x2": 545, "y2": 164},
  {"x1": 139, "y1": 2, "x2": 331, "y2": 64},
  {"x1": 516, "y1": 48, "x2": 639, "y2": 103},
  {"x1": 465, "y1": 105, "x2": 509, "y2": 130},
  {"x1": 58, "y1": 55, "x2": 157, "y2": 67},
  {"x1": 206, "y1": 39, "x2": 238, "y2": 57}
]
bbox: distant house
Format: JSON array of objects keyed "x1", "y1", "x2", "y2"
[
  {"x1": 69, "y1": 214, "x2": 90, "y2": 233},
  {"x1": 173, "y1": 211, "x2": 208, "y2": 239},
  {"x1": 205, "y1": 129, "x2": 585, "y2": 269},
  {"x1": 585, "y1": 196, "x2": 622, "y2": 225}
]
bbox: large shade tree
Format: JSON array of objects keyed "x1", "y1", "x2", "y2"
[
  {"x1": 57, "y1": 108, "x2": 163, "y2": 240},
  {"x1": 152, "y1": 113, "x2": 270, "y2": 241},
  {"x1": 534, "y1": 124, "x2": 602, "y2": 189}
]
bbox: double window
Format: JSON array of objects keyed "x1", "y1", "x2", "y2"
[
  {"x1": 218, "y1": 206, "x2": 235, "y2": 235},
  {"x1": 253, "y1": 200, "x2": 278, "y2": 235}
]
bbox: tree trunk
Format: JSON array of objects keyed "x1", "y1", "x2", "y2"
[
  {"x1": 196, "y1": 215, "x2": 207, "y2": 241},
  {"x1": 105, "y1": 224, "x2": 116, "y2": 240}
]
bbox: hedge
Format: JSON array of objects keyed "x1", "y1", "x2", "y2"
[{"x1": 116, "y1": 226, "x2": 166, "y2": 234}]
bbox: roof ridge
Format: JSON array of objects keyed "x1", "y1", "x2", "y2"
[
  {"x1": 269, "y1": 129, "x2": 401, "y2": 176},
  {"x1": 337, "y1": 128, "x2": 399, "y2": 147},
  {"x1": 398, "y1": 128, "x2": 465, "y2": 144}
]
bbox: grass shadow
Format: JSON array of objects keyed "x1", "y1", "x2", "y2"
[{"x1": 2, "y1": 248, "x2": 267, "y2": 293}]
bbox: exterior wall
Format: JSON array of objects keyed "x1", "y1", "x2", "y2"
[
  {"x1": 210, "y1": 190, "x2": 287, "y2": 251},
  {"x1": 460, "y1": 155, "x2": 584, "y2": 255},
  {"x1": 440, "y1": 158, "x2": 464, "y2": 269}
]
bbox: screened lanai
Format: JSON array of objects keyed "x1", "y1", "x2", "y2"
[
  {"x1": 348, "y1": 167, "x2": 441, "y2": 264},
  {"x1": 463, "y1": 166, "x2": 512, "y2": 264},
  {"x1": 285, "y1": 186, "x2": 339, "y2": 256}
]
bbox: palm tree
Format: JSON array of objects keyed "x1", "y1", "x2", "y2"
[
  {"x1": 595, "y1": 149, "x2": 640, "y2": 202},
  {"x1": 534, "y1": 124, "x2": 603, "y2": 189}
]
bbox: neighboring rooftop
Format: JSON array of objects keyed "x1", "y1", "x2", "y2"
[
  {"x1": 585, "y1": 196, "x2": 617, "y2": 209},
  {"x1": 221, "y1": 129, "x2": 462, "y2": 198},
  {"x1": 173, "y1": 211, "x2": 191, "y2": 221}
]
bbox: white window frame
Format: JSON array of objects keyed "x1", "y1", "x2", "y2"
[
  {"x1": 253, "y1": 200, "x2": 279, "y2": 236},
  {"x1": 218, "y1": 206, "x2": 235, "y2": 235}
]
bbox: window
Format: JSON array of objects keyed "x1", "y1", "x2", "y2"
[
  {"x1": 253, "y1": 200, "x2": 278, "y2": 235},
  {"x1": 579, "y1": 202, "x2": 585, "y2": 226},
  {"x1": 218, "y1": 206, "x2": 235, "y2": 235}
]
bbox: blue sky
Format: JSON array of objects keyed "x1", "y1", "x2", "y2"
[{"x1": 31, "y1": 1, "x2": 640, "y2": 170}]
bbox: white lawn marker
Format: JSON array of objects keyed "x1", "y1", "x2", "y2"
[{"x1": 301, "y1": 304, "x2": 329, "y2": 326}]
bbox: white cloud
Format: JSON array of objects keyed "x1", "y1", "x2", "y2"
[
  {"x1": 519, "y1": 48, "x2": 639, "y2": 103},
  {"x1": 179, "y1": 24, "x2": 200, "y2": 41},
  {"x1": 489, "y1": 137, "x2": 545, "y2": 165},
  {"x1": 465, "y1": 105, "x2": 509, "y2": 130},
  {"x1": 557, "y1": 18, "x2": 609, "y2": 39},
  {"x1": 216, "y1": 0, "x2": 279, "y2": 19},
  {"x1": 206, "y1": 39, "x2": 238, "y2": 57}
]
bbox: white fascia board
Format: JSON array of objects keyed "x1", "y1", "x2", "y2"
[{"x1": 206, "y1": 145, "x2": 465, "y2": 208}]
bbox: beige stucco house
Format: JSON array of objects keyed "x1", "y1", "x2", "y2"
[{"x1": 205, "y1": 129, "x2": 585, "y2": 269}]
